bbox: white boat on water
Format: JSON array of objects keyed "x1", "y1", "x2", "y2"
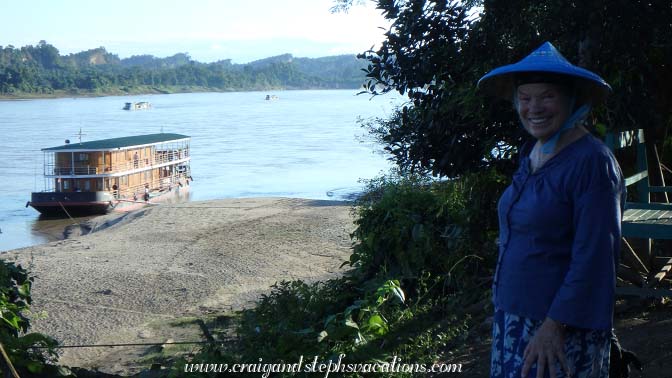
[{"x1": 123, "y1": 101, "x2": 151, "y2": 110}]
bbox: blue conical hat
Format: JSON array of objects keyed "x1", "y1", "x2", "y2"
[{"x1": 477, "y1": 42, "x2": 611, "y2": 104}]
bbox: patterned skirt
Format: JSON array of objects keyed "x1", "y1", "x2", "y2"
[{"x1": 490, "y1": 309, "x2": 611, "y2": 378}]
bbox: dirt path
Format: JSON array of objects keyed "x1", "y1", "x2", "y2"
[{"x1": 2, "y1": 198, "x2": 355, "y2": 375}]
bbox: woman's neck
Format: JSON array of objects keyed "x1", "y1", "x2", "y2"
[{"x1": 530, "y1": 126, "x2": 588, "y2": 172}]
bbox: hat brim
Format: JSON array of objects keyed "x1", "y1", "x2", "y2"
[{"x1": 477, "y1": 42, "x2": 611, "y2": 104}]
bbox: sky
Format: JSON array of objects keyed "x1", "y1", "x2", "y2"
[{"x1": 0, "y1": 0, "x2": 391, "y2": 64}]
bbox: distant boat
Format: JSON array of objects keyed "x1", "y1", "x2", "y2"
[
  {"x1": 28, "y1": 133, "x2": 192, "y2": 217},
  {"x1": 265, "y1": 95, "x2": 279, "y2": 101},
  {"x1": 123, "y1": 101, "x2": 151, "y2": 110}
]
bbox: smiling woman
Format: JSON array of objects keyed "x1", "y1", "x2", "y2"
[
  {"x1": 516, "y1": 83, "x2": 572, "y2": 143},
  {"x1": 514, "y1": 82, "x2": 573, "y2": 172},
  {"x1": 478, "y1": 42, "x2": 625, "y2": 378}
]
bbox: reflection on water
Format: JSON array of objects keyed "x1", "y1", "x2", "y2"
[
  {"x1": 0, "y1": 216, "x2": 81, "y2": 252},
  {"x1": 33, "y1": 215, "x2": 92, "y2": 240}
]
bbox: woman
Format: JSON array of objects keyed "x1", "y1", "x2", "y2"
[{"x1": 477, "y1": 42, "x2": 625, "y2": 378}]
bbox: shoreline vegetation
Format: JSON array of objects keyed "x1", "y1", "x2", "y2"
[
  {"x1": 0, "y1": 85, "x2": 204, "y2": 100},
  {"x1": 0, "y1": 84, "x2": 361, "y2": 101},
  {"x1": 0, "y1": 42, "x2": 367, "y2": 101}
]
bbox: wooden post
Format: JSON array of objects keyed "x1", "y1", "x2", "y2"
[{"x1": 654, "y1": 145, "x2": 669, "y2": 203}]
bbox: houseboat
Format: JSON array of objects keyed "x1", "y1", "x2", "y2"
[
  {"x1": 28, "y1": 133, "x2": 191, "y2": 217},
  {"x1": 123, "y1": 101, "x2": 151, "y2": 110}
]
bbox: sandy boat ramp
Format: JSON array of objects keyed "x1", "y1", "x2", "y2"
[{"x1": 1, "y1": 197, "x2": 355, "y2": 375}]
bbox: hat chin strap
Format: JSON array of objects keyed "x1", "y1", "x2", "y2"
[{"x1": 539, "y1": 103, "x2": 590, "y2": 154}]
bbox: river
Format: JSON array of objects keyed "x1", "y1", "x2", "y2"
[{"x1": 0, "y1": 89, "x2": 401, "y2": 251}]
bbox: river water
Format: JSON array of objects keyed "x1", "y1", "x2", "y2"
[{"x1": 0, "y1": 90, "x2": 401, "y2": 252}]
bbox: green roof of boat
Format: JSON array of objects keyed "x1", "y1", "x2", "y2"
[{"x1": 43, "y1": 133, "x2": 190, "y2": 151}]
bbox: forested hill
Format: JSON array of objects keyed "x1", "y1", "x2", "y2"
[{"x1": 0, "y1": 41, "x2": 368, "y2": 97}]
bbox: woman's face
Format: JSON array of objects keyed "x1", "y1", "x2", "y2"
[{"x1": 515, "y1": 83, "x2": 572, "y2": 143}]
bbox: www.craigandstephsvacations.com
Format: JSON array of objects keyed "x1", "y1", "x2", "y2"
[{"x1": 184, "y1": 354, "x2": 463, "y2": 376}]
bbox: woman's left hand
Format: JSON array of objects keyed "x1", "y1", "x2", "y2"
[{"x1": 521, "y1": 317, "x2": 571, "y2": 378}]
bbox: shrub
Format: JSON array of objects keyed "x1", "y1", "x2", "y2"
[
  {"x1": 178, "y1": 171, "x2": 506, "y2": 377},
  {"x1": 0, "y1": 260, "x2": 69, "y2": 376},
  {"x1": 349, "y1": 172, "x2": 503, "y2": 301}
]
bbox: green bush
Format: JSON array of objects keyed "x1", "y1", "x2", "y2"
[
  {"x1": 0, "y1": 260, "x2": 69, "y2": 376},
  {"x1": 179, "y1": 171, "x2": 505, "y2": 377},
  {"x1": 238, "y1": 278, "x2": 359, "y2": 360},
  {"x1": 349, "y1": 172, "x2": 502, "y2": 299}
]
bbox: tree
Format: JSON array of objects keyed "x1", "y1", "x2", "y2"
[
  {"x1": 0, "y1": 41, "x2": 377, "y2": 95},
  {"x1": 356, "y1": 0, "x2": 672, "y2": 178},
  {"x1": 34, "y1": 40, "x2": 61, "y2": 69}
]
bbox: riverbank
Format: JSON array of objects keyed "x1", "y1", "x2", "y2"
[
  {"x1": 0, "y1": 84, "x2": 346, "y2": 101},
  {"x1": 1, "y1": 197, "x2": 355, "y2": 375},
  {"x1": 0, "y1": 86, "x2": 233, "y2": 100}
]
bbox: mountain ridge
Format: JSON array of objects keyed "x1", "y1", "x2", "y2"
[{"x1": 0, "y1": 41, "x2": 369, "y2": 96}]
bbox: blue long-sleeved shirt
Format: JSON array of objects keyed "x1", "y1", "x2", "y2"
[{"x1": 494, "y1": 134, "x2": 624, "y2": 330}]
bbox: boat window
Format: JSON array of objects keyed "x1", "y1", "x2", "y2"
[
  {"x1": 78, "y1": 153, "x2": 89, "y2": 161},
  {"x1": 63, "y1": 180, "x2": 70, "y2": 190},
  {"x1": 84, "y1": 180, "x2": 91, "y2": 191}
]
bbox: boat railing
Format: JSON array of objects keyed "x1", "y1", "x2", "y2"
[
  {"x1": 37, "y1": 173, "x2": 190, "y2": 197},
  {"x1": 51, "y1": 166, "x2": 102, "y2": 175},
  {"x1": 114, "y1": 173, "x2": 190, "y2": 200},
  {"x1": 45, "y1": 151, "x2": 190, "y2": 176}
]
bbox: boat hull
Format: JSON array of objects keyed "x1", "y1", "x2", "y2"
[{"x1": 29, "y1": 185, "x2": 189, "y2": 217}]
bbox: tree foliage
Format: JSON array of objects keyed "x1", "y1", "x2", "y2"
[
  {"x1": 0, "y1": 261, "x2": 68, "y2": 376},
  {"x1": 358, "y1": 0, "x2": 672, "y2": 178},
  {"x1": 0, "y1": 42, "x2": 368, "y2": 95}
]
